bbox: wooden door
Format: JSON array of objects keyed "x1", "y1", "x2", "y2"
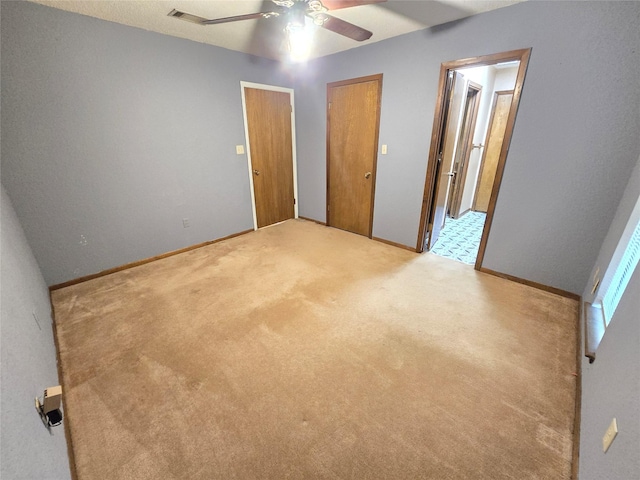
[
  {"x1": 327, "y1": 75, "x2": 382, "y2": 237},
  {"x1": 474, "y1": 90, "x2": 513, "y2": 212},
  {"x1": 244, "y1": 87, "x2": 295, "y2": 228},
  {"x1": 426, "y1": 71, "x2": 466, "y2": 250}
]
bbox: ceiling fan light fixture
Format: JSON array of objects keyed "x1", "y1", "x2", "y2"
[
  {"x1": 273, "y1": 0, "x2": 295, "y2": 7},
  {"x1": 310, "y1": 13, "x2": 328, "y2": 26},
  {"x1": 307, "y1": 0, "x2": 328, "y2": 25},
  {"x1": 286, "y1": 21, "x2": 312, "y2": 62},
  {"x1": 307, "y1": 0, "x2": 327, "y2": 14}
]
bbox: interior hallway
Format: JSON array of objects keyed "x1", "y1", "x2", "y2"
[{"x1": 430, "y1": 211, "x2": 486, "y2": 265}]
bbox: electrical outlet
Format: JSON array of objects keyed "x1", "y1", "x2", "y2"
[
  {"x1": 182, "y1": 218, "x2": 190, "y2": 228},
  {"x1": 602, "y1": 418, "x2": 618, "y2": 453}
]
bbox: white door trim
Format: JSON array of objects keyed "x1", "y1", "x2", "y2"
[{"x1": 240, "y1": 81, "x2": 298, "y2": 230}]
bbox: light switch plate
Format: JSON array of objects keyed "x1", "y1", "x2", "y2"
[
  {"x1": 381, "y1": 144, "x2": 388, "y2": 155},
  {"x1": 602, "y1": 418, "x2": 618, "y2": 453},
  {"x1": 236, "y1": 145, "x2": 245, "y2": 155}
]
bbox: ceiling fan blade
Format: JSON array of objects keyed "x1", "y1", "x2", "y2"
[
  {"x1": 167, "y1": 9, "x2": 208, "y2": 24},
  {"x1": 320, "y1": 14, "x2": 373, "y2": 41},
  {"x1": 202, "y1": 11, "x2": 280, "y2": 26},
  {"x1": 168, "y1": 8, "x2": 282, "y2": 26},
  {"x1": 322, "y1": 0, "x2": 387, "y2": 11}
]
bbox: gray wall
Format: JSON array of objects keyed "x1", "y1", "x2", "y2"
[
  {"x1": 4, "y1": 1, "x2": 639, "y2": 294},
  {"x1": 294, "y1": 1, "x2": 640, "y2": 295},
  {"x1": 1, "y1": 187, "x2": 71, "y2": 479},
  {"x1": 1, "y1": 1, "x2": 292, "y2": 286},
  {"x1": 578, "y1": 153, "x2": 640, "y2": 479}
]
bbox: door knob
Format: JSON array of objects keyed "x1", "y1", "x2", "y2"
[
  {"x1": 364, "y1": 172, "x2": 372, "y2": 179},
  {"x1": 253, "y1": 169, "x2": 260, "y2": 176}
]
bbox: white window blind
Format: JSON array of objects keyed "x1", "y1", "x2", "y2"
[{"x1": 601, "y1": 219, "x2": 640, "y2": 323}]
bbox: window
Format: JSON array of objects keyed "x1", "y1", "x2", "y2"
[
  {"x1": 601, "y1": 220, "x2": 640, "y2": 324},
  {"x1": 585, "y1": 193, "x2": 640, "y2": 362}
]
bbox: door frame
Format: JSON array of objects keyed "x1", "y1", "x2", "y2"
[
  {"x1": 240, "y1": 81, "x2": 299, "y2": 230},
  {"x1": 416, "y1": 48, "x2": 531, "y2": 270},
  {"x1": 426, "y1": 70, "x2": 467, "y2": 251},
  {"x1": 326, "y1": 74, "x2": 383, "y2": 238}
]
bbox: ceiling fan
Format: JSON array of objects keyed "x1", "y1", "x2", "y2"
[{"x1": 168, "y1": 0, "x2": 387, "y2": 44}]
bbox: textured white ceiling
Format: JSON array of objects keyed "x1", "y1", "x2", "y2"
[{"x1": 28, "y1": 0, "x2": 525, "y2": 60}]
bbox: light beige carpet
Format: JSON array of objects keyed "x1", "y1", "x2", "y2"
[{"x1": 52, "y1": 219, "x2": 579, "y2": 479}]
